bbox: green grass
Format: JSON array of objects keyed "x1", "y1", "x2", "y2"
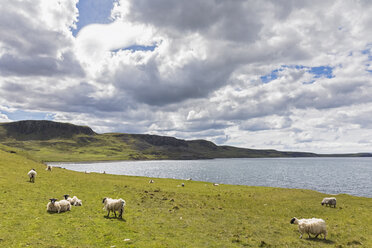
[{"x1": 0, "y1": 146, "x2": 371, "y2": 247}]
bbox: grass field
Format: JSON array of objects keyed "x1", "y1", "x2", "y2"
[{"x1": 0, "y1": 145, "x2": 371, "y2": 247}]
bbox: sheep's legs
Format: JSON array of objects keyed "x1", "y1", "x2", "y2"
[
  {"x1": 107, "y1": 210, "x2": 110, "y2": 217},
  {"x1": 299, "y1": 234, "x2": 303, "y2": 239},
  {"x1": 114, "y1": 211, "x2": 117, "y2": 217}
]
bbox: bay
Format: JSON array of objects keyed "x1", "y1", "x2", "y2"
[{"x1": 48, "y1": 157, "x2": 372, "y2": 197}]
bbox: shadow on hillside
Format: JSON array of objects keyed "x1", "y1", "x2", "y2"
[
  {"x1": 104, "y1": 216, "x2": 126, "y2": 222},
  {"x1": 305, "y1": 237, "x2": 334, "y2": 244},
  {"x1": 47, "y1": 211, "x2": 70, "y2": 214}
]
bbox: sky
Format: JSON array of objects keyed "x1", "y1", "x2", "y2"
[{"x1": 1, "y1": 0, "x2": 372, "y2": 154}]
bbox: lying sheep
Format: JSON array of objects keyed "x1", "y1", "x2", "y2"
[
  {"x1": 47, "y1": 198, "x2": 71, "y2": 213},
  {"x1": 102, "y1": 197, "x2": 126, "y2": 218},
  {"x1": 45, "y1": 165, "x2": 52, "y2": 171},
  {"x1": 28, "y1": 169, "x2": 37, "y2": 183},
  {"x1": 290, "y1": 217, "x2": 327, "y2": 239},
  {"x1": 321, "y1": 197, "x2": 336, "y2": 208},
  {"x1": 72, "y1": 196, "x2": 82, "y2": 206},
  {"x1": 63, "y1": 195, "x2": 82, "y2": 206}
]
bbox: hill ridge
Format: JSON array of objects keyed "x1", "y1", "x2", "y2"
[{"x1": 0, "y1": 120, "x2": 371, "y2": 160}]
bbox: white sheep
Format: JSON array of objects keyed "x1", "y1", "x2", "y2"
[
  {"x1": 64, "y1": 195, "x2": 82, "y2": 206},
  {"x1": 46, "y1": 198, "x2": 71, "y2": 213},
  {"x1": 149, "y1": 179, "x2": 155, "y2": 183},
  {"x1": 290, "y1": 217, "x2": 327, "y2": 239},
  {"x1": 72, "y1": 196, "x2": 83, "y2": 206},
  {"x1": 45, "y1": 165, "x2": 52, "y2": 171},
  {"x1": 102, "y1": 197, "x2": 126, "y2": 218},
  {"x1": 59, "y1": 199, "x2": 72, "y2": 212},
  {"x1": 321, "y1": 197, "x2": 337, "y2": 208},
  {"x1": 28, "y1": 169, "x2": 37, "y2": 183}
]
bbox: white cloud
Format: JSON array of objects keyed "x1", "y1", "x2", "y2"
[{"x1": 0, "y1": 0, "x2": 372, "y2": 153}]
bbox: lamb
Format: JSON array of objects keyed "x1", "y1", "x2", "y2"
[
  {"x1": 72, "y1": 196, "x2": 83, "y2": 206},
  {"x1": 45, "y1": 165, "x2": 52, "y2": 171},
  {"x1": 63, "y1": 195, "x2": 82, "y2": 206},
  {"x1": 102, "y1": 197, "x2": 126, "y2": 218},
  {"x1": 28, "y1": 169, "x2": 37, "y2": 183},
  {"x1": 321, "y1": 197, "x2": 337, "y2": 208},
  {"x1": 290, "y1": 217, "x2": 327, "y2": 239},
  {"x1": 46, "y1": 198, "x2": 71, "y2": 213}
]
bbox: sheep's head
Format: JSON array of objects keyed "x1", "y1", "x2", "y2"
[
  {"x1": 49, "y1": 198, "x2": 57, "y2": 203},
  {"x1": 321, "y1": 202, "x2": 324, "y2": 205},
  {"x1": 102, "y1": 197, "x2": 107, "y2": 204},
  {"x1": 290, "y1": 217, "x2": 297, "y2": 224},
  {"x1": 63, "y1": 194, "x2": 69, "y2": 199}
]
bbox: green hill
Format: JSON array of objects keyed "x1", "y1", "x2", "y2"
[
  {"x1": 0, "y1": 145, "x2": 371, "y2": 247},
  {"x1": 0, "y1": 120, "x2": 370, "y2": 162}
]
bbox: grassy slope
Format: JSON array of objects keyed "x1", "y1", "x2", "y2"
[
  {"x1": 0, "y1": 145, "x2": 371, "y2": 247},
  {"x1": 0, "y1": 133, "x2": 319, "y2": 163}
]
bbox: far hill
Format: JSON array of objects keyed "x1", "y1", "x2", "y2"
[
  {"x1": 0, "y1": 120, "x2": 371, "y2": 162},
  {"x1": 0, "y1": 120, "x2": 95, "y2": 140}
]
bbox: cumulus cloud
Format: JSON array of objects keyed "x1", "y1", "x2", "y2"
[{"x1": 0, "y1": 0, "x2": 372, "y2": 153}]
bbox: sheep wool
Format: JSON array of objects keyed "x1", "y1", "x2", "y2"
[
  {"x1": 47, "y1": 199, "x2": 61, "y2": 213},
  {"x1": 46, "y1": 199, "x2": 70, "y2": 213},
  {"x1": 28, "y1": 169, "x2": 37, "y2": 183},
  {"x1": 290, "y1": 217, "x2": 327, "y2": 239},
  {"x1": 321, "y1": 197, "x2": 337, "y2": 208},
  {"x1": 71, "y1": 196, "x2": 82, "y2": 206},
  {"x1": 102, "y1": 197, "x2": 126, "y2": 218},
  {"x1": 58, "y1": 200, "x2": 72, "y2": 212}
]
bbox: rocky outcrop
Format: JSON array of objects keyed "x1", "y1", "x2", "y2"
[{"x1": 0, "y1": 120, "x2": 95, "y2": 140}]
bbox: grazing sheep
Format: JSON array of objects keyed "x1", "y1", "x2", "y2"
[
  {"x1": 213, "y1": 183, "x2": 219, "y2": 186},
  {"x1": 45, "y1": 165, "x2": 52, "y2": 171},
  {"x1": 181, "y1": 183, "x2": 185, "y2": 187},
  {"x1": 64, "y1": 195, "x2": 82, "y2": 206},
  {"x1": 102, "y1": 197, "x2": 126, "y2": 218},
  {"x1": 27, "y1": 169, "x2": 37, "y2": 183},
  {"x1": 47, "y1": 199, "x2": 71, "y2": 213},
  {"x1": 290, "y1": 217, "x2": 327, "y2": 239},
  {"x1": 149, "y1": 179, "x2": 155, "y2": 183},
  {"x1": 321, "y1": 197, "x2": 337, "y2": 208}
]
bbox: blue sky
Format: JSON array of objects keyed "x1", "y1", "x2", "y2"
[
  {"x1": 72, "y1": 0, "x2": 115, "y2": 36},
  {"x1": 1, "y1": 0, "x2": 372, "y2": 153},
  {"x1": 260, "y1": 65, "x2": 334, "y2": 84}
]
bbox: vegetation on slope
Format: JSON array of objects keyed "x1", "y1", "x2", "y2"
[
  {"x1": 0, "y1": 145, "x2": 371, "y2": 247},
  {"x1": 1, "y1": 120, "x2": 370, "y2": 162}
]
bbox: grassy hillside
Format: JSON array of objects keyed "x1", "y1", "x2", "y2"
[
  {"x1": 0, "y1": 145, "x2": 371, "y2": 247},
  {"x1": 1, "y1": 120, "x2": 370, "y2": 162}
]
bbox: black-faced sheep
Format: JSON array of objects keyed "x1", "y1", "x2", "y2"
[
  {"x1": 290, "y1": 217, "x2": 327, "y2": 239},
  {"x1": 28, "y1": 169, "x2": 37, "y2": 183},
  {"x1": 47, "y1": 198, "x2": 71, "y2": 213},
  {"x1": 45, "y1": 165, "x2": 52, "y2": 171},
  {"x1": 321, "y1": 197, "x2": 336, "y2": 208},
  {"x1": 149, "y1": 179, "x2": 155, "y2": 183},
  {"x1": 102, "y1": 197, "x2": 126, "y2": 218}
]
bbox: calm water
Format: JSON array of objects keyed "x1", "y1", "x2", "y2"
[{"x1": 49, "y1": 158, "x2": 372, "y2": 197}]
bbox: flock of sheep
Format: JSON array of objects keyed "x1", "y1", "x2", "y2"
[
  {"x1": 28, "y1": 167, "x2": 126, "y2": 219},
  {"x1": 28, "y1": 167, "x2": 338, "y2": 239}
]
